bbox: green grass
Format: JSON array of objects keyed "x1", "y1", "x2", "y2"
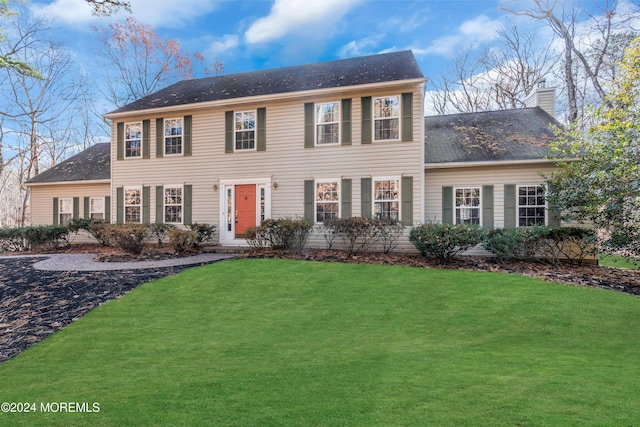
[
  {"x1": 1, "y1": 258, "x2": 639, "y2": 426},
  {"x1": 599, "y1": 254, "x2": 640, "y2": 269}
]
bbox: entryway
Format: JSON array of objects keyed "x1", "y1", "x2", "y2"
[{"x1": 219, "y1": 178, "x2": 271, "y2": 245}]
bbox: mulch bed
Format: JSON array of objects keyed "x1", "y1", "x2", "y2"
[
  {"x1": 1, "y1": 246, "x2": 638, "y2": 365},
  {"x1": 0, "y1": 257, "x2": 215, "y2": 364}
]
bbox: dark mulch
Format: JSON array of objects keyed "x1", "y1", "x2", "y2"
[{"x1": 0, "y1": 258, "x2": 214, "y2": 364}]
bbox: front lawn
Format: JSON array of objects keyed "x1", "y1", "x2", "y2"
[
  {"x1": 600, "y1": 254, "x2": 640, "y2": 269},
  {"x1": 1, "y1": 258, "x2": 639, "y2": 426}
]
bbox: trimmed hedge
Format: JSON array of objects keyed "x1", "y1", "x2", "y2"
[{"x1": 409, "y1": 222, "x2": 485, "y2": 262}]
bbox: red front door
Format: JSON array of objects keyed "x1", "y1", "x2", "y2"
[{"x1": 235, "y1": 184, "x2": 257, "y2": 238}]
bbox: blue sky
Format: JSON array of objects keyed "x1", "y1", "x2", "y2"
[{"x1": 27, "y1": 0, "x2": 527, "y2": 82}]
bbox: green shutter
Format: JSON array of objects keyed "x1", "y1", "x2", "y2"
[
  {"x1": 401, "y1": 176, "x2": 413, "y2": 226},
  {"x1": 361, "y1": 177, "x2": 372, "y2": 218},
  {"x1": 156, "y1": 118, "x2": 164, "y2": 158},
  {"x1": 142, "y1": 119, "x2": 150, "y2": 159},
  {"x1": 73, "y1": 197, "x2": 79, "y2": 219},
  {"x1": 142, "y1": 186, "x2": 150, "y2": 224},
  {"x1": 442, "y1": 186, "x2": 453, "y2": 224},
  {"x1": 257, "y1": 108, "x2": 266, "y2": 151},
  {"x1": 84, "y1": 197, "x2": 90, "y2": 219},
  {"x1": 304, "y1": 180, "x2": 314, "y2": 222},
  {"x1": 504, "y1": 184, "x2": 516, "y2": 228},
  {"x1": 53, "y1": 198, "x2": 59, "y2": 225},
  {"x1": 116, "y1": 187, "x2": 124, "y2": 224},
  {"x1": 156, "y1": 186, "x2": 164, "y2": 224},
  {"x1": 184, "y1": 185, "x2": 192, "y2": 225},
  {"x1": 401, "y1": 92, "x2": 413, "y2": 142},
  {"x1": 184, "y1": 115, "x2": 192, "y2": 156},
  {"x1": 304, "y1": 103, "x2": 314, "y2": 148},
  {"x1": 341, "y1": 98, "x2": 352, "y2": 146},
  {"x1": 482, "y1": 185, "x2": 494, "y2": 229},
  {"x1": 341, "y1": 178, "x2": 352, "y2": 218},
  {"x1": 547, "y1": 183, "x2": 561, "y2": 228},
  {"x1": 225, "y1": 111, "x2": 234, "y2": 153},
  {"x1": 361, "y1": 96, "x2": 372, "y2": 144},
  {"x1": 105, "y1": 196, "x2": 111, "y2": 223},
  {"x1": 116, "y1": 122, "x2": 124, "y2": 160}
]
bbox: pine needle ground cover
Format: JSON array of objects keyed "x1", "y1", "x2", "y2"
[{"x1": 1, "y1": 258, "x2": 639, "y2": 426}]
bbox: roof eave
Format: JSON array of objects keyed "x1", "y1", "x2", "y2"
[
  {"x1": 25, "y1": 179, "x2": 111, "y2": 187},
  {"x1": 424, "y1": 158, "x2": 556, "y2": 169},
  {"x1": 103, "y1": 77, "x2": 427, "y2": 120}
]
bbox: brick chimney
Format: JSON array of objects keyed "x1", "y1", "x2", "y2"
[{"x1": 526, "y1": 79, "x2": 556, "y2": 118}]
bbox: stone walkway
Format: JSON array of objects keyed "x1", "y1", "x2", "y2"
[{"x1": 0, "y1": 253, "x2": 235, "y2": 271}]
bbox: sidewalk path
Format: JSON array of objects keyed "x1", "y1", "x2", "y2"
[{"x1": 0, "y1": 253, "x2": 235, "y2": 271}]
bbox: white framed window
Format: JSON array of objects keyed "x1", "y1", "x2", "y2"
[
  {"x1": 124, "y1": 187, "x2": 142, "y2": 223},
  {"x1": 373, "y1": 178, "x2": 400, "y2": 221},
  {"x1": 124, "y1": 122, "x2": 142, "y2": 158},
  {"x1": 373, "y1": 96, "x2": 400, "y2": 141},
  {"x1": 315, "y1": 180, "x2": 340, "y2": 223},
  {"x1": 455, "y1": 187, "x2": 481, "y2": 225},
  {"x1": 164, "y1": 118, "x2": 183, "y2": 155},
  {"x1": 90, "y1": 197, "x2": 105, "y2": 220},
  {"x1": 235, "y1": 111, "x2": 256, "y2": 151},
  {"x1": 518, "y1": 185, "x2": 547, "y2": 227},
  {"x1": 164, "y1": 185, "x2": 183, "y2": 224},
  {"x1": 316, "y1": 102, "x2": 340, "y2": 145},
  {"x1": 59, "y1": 198, "x2": 73, "y2": 226}
]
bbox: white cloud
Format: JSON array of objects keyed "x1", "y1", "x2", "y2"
[
  {"x1": 245, "y1": 0, "x2": 361, "y2": 44},
  {"x1": 206, "y1": 34, "x2": 240, "y2": 55},
  {"x1": 30, "y1": 0, "x2": 220, "y2": 28},
  {"x1": 420, "y1": 15, "x2": 502, "y2": 57},
  {"x1": 338, "y1": 35, "x2": 383, "y2": 58}
]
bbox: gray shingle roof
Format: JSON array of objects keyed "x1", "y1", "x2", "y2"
[
  {"x1": 424, "y1": 107, "x2": 561, "y2": 164},
  {"x1": 108, "y1": 50, "x2": 424, "y2": 115},
  {"x1": 26, "y1": 143, "x2": 110, "y2": 184}
]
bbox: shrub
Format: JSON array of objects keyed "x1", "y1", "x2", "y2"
[
  {"x1": 22, "y1": 225, "x2": 70, "y2": 250},
  {"x1": 332, "y1": 217, "x2": 380, "y2": 255},
  {"x1": 106, "y1": 224, "x2": 149, "y2": 255},
  {"x1": 322, "y1": 218, "x2": 339, "y2": 250},
  {"x1": 375, "y1": 218, "x2": 404, "y2": 254},
  {"x1": 538, "y1": 227, "x2": 598, "y2": 266},
  {"x1": 168, "y1": 228, "x2": 197, "y2": 254},
  {"x1": 483, "y1": 228, "x2": 525, "y2": 263},
  {"x1": 409, "y1": 222, "x2": 485, "y2": 262},
  {"x1": 0, "y1": 227, "x2": 26, "y2": 252},
  {"x1": 67, "y1": 218, "x2": 111, "y2": 246},
  {"x1": 148, "y1": 223, "x2": 177, "y2": 247},
  {"x1": 186, "y1": 223, "x2": 217, "y2": 247},
  {"x1": 245, "y1": 218, "x2": 312, "y2": 254}
]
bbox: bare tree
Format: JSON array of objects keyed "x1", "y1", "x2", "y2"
[
  {"x1": 428, "y1": 22, "x2": 555, "y2": 114},
  {"x1": 0, "y1": 12, "x2": 101, "y2": 225},
  {"x1": 94, "y1": 17, "x2": 220, "y2": 109},
  {"x1": 500, "y1": 0, "x2": 639, "y2": 121}
]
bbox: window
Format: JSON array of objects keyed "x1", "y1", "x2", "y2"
[
  {"x1": 235, "y1": 111, "x2": 255, "y2": 150},
  {"x1": 315, "y1": 180, "x2": 339, "y2": 223},
  {"x1": 59, "y1": 198, "x2": 73, "y2": 226},
  {"x1": 125, "y1": 122, "x2": 142, "y2": 158},
  {"x1": 518, "y1": 185, "x2": 546, "y2": 226},
  {"x1": 164, "y1": 118, "x2": 183, "y2": 155},
  {"x1": 164, "y1": 186, "x2": 183, "y2": 224},
  {"x1": 374, "y1": 178, "x2": 399, "y2": 221},
  {"x1": 455, "y1": 187, "x2": 481, "y2": 225},
  {"x1": 316, "y1": 102, "x2": 339, "y2": 145},
  {"x1": 90, "y1": 197, "x2": 104, "y2": 220},
  {"x1": 124, "y1": 187, "x2": 141, "y2": 223},
  {"x1": 373, "y1": 96, "x2": 400, "y2": 141}
]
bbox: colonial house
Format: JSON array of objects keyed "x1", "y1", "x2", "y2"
[{"x1": 24, "y1": 51, "x2": 563, "y2": 251}]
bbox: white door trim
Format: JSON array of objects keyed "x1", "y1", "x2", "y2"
[{"x1": 219, "y1": 178, "x2": 272, "y2": 245}]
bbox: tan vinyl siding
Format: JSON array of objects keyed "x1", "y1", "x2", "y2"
[
  {"x1": 29, "y1": 182, "x2": 110, "y2": 244},
  {"x1": 109, "y1": 83, "x2": 425, "y2": 250},
  {"x1": 424, "y1": 163, "x2": 559, "y2": 227}
]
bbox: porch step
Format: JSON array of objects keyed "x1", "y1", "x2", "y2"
[{"x1": 202, "y1": 245, "x2": 250, "y2": 254}]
